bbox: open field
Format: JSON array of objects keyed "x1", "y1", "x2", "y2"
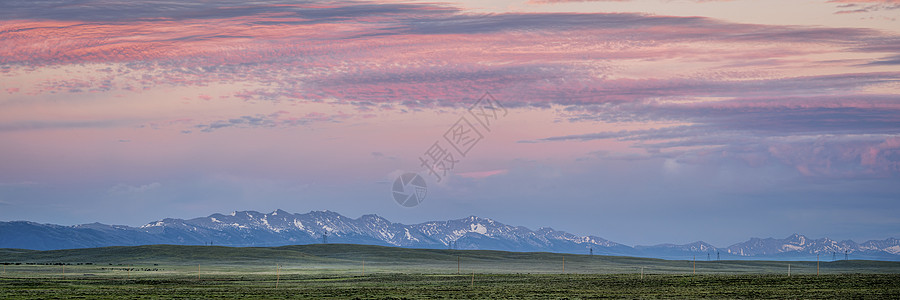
[{"x1": 1, "y1": 244, "x2": 899, "y2": 299}]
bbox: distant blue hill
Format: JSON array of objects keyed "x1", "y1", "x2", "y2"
[{"x1": 1, "y1": 209, "x2": 897, "y2": 261}]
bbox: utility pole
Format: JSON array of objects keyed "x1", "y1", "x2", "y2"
[
  {"x1": 692, "y1": 256, "x2": 696, "y2": 275},
  {"x1": 275, "y1": 264, "x2": 281, "y2": 288},
  {"x1": 788, "y1": 264, "x2": 791, "y2": 277},
  {"x1": 717, "y1": 251, "x2": 720, "y2": 261},
  {"x1": 457, "y1": 256, "x2": 460, "y2": 275},
  {"x1": 816, "y1": 254, "x2": 819, "y2": 276}
]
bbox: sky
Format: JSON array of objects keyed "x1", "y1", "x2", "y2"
[{"x1": 1, "y1": 0, "x2": 898, "y2": 247}]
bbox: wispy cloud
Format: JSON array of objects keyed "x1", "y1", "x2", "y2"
[
  {"x1": 828, "y1": 0, "x2": 900, "y2": 14},
  {"x1": 108, "y1": 182, "x2": 161, "y2": 195},
  {"x1": 190, "y1": 111, "x2": 351, "y2": 133},
  {"x1": 863, "y1": 54, "x2": 900, "y2": 65},
  {"x1": 533, "y1": 94, "x2": 900, "y2": 178},
  {"x1": 0, "y1": 120, "x2": 135, "y2": 132},
  {"x1": 458, "y1": 169, "x2": 509, "y2": 179}
]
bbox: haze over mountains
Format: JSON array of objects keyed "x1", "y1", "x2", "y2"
[{"x1": 1, "y1": 209, "x2": 898, "y2": 261}]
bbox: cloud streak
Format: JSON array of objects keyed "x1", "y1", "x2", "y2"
[{"x1": 190, "y1": 111, "x2": 351, "y2": 133}]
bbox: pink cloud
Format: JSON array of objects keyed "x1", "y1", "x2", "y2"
[
  {"x1": 766, "y1": 136, "x2": 900, "y2": 178},
  {"x1": 860, "y1": 137, "x2": 900, "y2": 169},
  {"x1": 529, "y1": 0, "x2": 630, "y2": 3},
  {"x1": 828, "y1": 0, "x2": 899, "y2": 3},
  {"x1": 3, "y1": 1, "x2": 898, "y2": 180}
]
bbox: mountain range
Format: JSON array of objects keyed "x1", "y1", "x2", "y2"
[{"x1": 1, "y1": 209, "x2": 898, "y2": 261}]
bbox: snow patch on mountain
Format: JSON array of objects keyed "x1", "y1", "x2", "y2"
[
  {"x1": 140, "y1": 221, "x2": 165, "y2": 228},
  {"x1": 886, "y1": 245, "x2": 900, "y2": 255},
  {"x1": 470, "y1": 224, "x2": 487, "y2": 235}
]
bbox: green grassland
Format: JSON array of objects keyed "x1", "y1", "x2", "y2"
[{"x1": 1, "y1": 244, "x2": 899, "y2": 299}]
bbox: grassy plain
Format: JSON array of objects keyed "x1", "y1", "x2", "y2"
[{"x1": 1, "y1": 244, "x2": 898, "y2": 299}]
